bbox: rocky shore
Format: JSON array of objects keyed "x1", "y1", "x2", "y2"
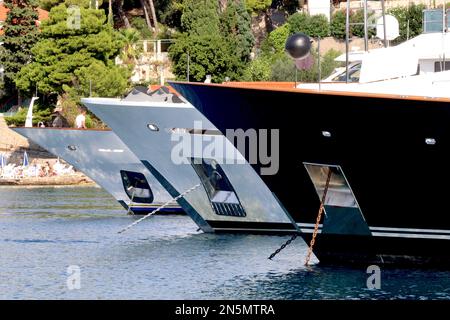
[{"x1": 0, "y1": 172, "x2": 94, "y2": 186}]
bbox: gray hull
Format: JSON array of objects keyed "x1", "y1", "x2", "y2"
[
  {"x1": 82, "y1": 98, "x2": 297, "y2": 233},
  {"x1": 11, "y1": 128, "x2": 183, "y2": 214}
]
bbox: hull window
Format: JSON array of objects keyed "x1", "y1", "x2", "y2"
[
  {"x1": 434, "y1": 61, "x2": 450, "y2": 72},
  {"x1": 304, "y1": 163, "x2": 371, "y2": 236},
  {"x1": 191, "y1": 158, "x2": 246, "y2": 217},
  {"x1": 120, "y1": 171, "x2": 154, "y2": 204},
  {"x1": 304, "y1": 164, "x2": 358, "y2": 208}
]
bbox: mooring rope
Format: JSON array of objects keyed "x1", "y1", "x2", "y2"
[
  {"x1": 118, "y1": 182, "x2": 202, "y2": 234},
  {"x1": 125, "y1": 185, "x2": 137, "y2": 216},
  {"x1": 118, "y1": 171, "x2": 222, "y2": 234}
]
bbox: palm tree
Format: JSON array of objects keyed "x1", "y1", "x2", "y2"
[
  {"x1": 139, "y1": 0, "x2": 152, "y2": 32},
  {"x1": 116, "y1": 0, "x2": 131, "y2": 28},
  {"x1": 139, "y1": 0, "x2": 158, "y2": 35},
  {"x1": 219, "y1": 0, "x2": 227, "y2": 11},
  {"x1": 119, "y1": 28, "x2": 141, "y2": 65},
  {"x1": 108, "y1": 0, "x2": 113, "y2": 25},
  {"x1": 148, "y1": 0, "x2": 159, "y2": 34}
]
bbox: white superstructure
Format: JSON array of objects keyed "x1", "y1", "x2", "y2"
[{"x1": 300, "y1": 33, "x2": 450, "y2": 98}]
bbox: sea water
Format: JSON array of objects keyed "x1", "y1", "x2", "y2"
[{"x1": 0, "y1": 186, "x2": 449, "y2": 300}]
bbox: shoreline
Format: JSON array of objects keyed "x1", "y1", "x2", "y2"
[
  {"x1": 1, "y1": 114, "x2": 98, "y2": 188},
  {"x1": 0, "y1": 173, "x2": 96, "y2": 187},
  {"x1": 0, "y1": 183, "x2": 98, "y2": 189}
]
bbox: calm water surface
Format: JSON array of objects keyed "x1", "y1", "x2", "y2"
[{"x1": 0, "y1": 186, "x2": 449, "y2": 300}]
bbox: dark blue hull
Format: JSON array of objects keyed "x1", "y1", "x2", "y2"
[
  {"x1": 131, "y1": 207, "x2": 186, "y2": 215},
  {"x1": 171, "y1": 81, "x2": 450, "y2": 266},
  {"x1": 118, "y1": 200, "x2": 186, "y2": 215}
]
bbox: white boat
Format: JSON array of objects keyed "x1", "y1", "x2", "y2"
[
  {"x1": 300, "y1": 32, "x2": 450, "y2": 98},
  {"x1": 12, "y1": 127, "x2": 183, "y2": 215},
  {"x1": 82, "y1": 87, "x2": 297, "y2": 233},
  {"x1": 169, "y1": 31, "x2": 450, "y2": 266}
]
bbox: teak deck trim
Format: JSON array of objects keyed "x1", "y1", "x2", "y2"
[{"x1": 171, "y1": 81, "x2": 450, "y2": 104}]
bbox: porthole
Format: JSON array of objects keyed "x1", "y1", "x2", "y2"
[
  {"x1": 322, "y1": 131, "x2": 332, "y2": 138},
  {"x1": 147, "y1": 123, "x2": 159, "y2": 132}
]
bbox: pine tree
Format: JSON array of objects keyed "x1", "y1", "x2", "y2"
[
  {"x1": 15, "y1": 0, "x2": 128, "y2": 100},
  {"x1": 39, "y1": 0, "x2": 64, "y2": 11},
  {"x1": 0, "y1": 0, "x2": 41, "y2": 97},
  {"x1": 170, "y1": 0, "x2": 229, "y2": 82},
  {"x1": 221, "y1": 0, "x2": 254, "y2": 62},
  {"x1": 170, "y1": 0, "x2": 254, "y2": 82},
  {"x1": 181, "y1": 0, "x2": 220, "y2": 36}
]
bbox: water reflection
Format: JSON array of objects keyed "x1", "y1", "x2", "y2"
[{"x1": 0, "y1": 186, "x2": 449, "y2": 299}]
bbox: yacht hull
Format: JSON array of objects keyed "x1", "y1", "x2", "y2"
[
  {"x1": 12, "y1": 128, "x2": 183, "y2": 215},
  {"x1": 171, "y1": 81, "x2": 450, "y2": 266},
  {"x1": 82, "y1": 98, "x2": 297, "y2": 234}
]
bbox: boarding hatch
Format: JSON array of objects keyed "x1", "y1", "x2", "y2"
[{"x1": 191, "y1": 158, "x2": 246, "y2": 217}]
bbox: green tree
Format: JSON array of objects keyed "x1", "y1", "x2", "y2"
[
  {"x1": 244, "y1": 0, "x2": 271, "y2": 14},
  {"x1": 350, "y1": 9, "x2": 376, "y2": 38},
  {"x1": 242, "y1": 57, "x2": 271, "y2": 81},
  {"x1": 65, "y1": 60, "x2": 130, "y2": 98},
  {"x1": 169, "y1": 0, "x2": 252, "y2": 82},
  {"x1": 40, "y1": 0, "x2": 94, "y2": 9},
  {"x1": 288, "y1": 12, "x2": 330, "y2": 38},
  {"x1": 221, "y1": 0, "x2": 254, "y2": 63},
  {"x1": 4, "y1": 104, "x2": 53, "y2": 126},
  {"x1": 270, "y1": 49, "x2": 340, "y2": 82},
  {"x1": 287, "y1": 11, "x2": 308, "y2": 34},
  {"x1": 389, "y1": 4, "x2": 426, "y2": 42},
  {"x1": 119, "y1": 28, "x2": 142, "y2": 64},
  {"x1": 330, "y1": 9, "x2": 346, "y2": 39},
  {"x1": 39, "y1": 0, "x2": 64, "y2": 10},
  {"x1": 181, "y1": 0, "x2": 220, "y2": 35},
  {"x1": 264, "y1": 23, "x2": 291, "y2": 54},
  {"x1": 169, "y1": 33, "x2": 236, "y2": 82},
  {"x1": 331, "y1": 8, "x2": 378, "y2": 40},
  {"x1": 0, "y1": 0, "x2": 41, "y2": 97},
  {"x1": 130, "y1": 16, "x2": 153, "y2": 38},
  {"x1": 307, "y1": 14, "x2": 330, "y2": 37},
  {"x1": 270, "y1": 54, "x2": 296, "y2": 82},
  {"x1": 159, "y1": 0, "x2": 184, "y2": 29},
  {"x1": 15, "y1": 1, "x2": 128, "y2": 100}
]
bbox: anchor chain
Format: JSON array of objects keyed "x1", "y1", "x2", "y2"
[
  {"x1": 304, "y1": 167, "x2": 333, "y2": 266},
  {"x1": 118, "y1": 171, "x2": 222, "y2": 234},
  {"x1": 267, "y1": 167, "x2": 333, "y2": 262},
  {"x1": 268, "y1": 233, "x2": 299, "y2": 260}
]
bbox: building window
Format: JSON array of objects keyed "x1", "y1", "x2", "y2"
[{"x1": 434, "y1": 61, "x2": 450, "y2": 72}]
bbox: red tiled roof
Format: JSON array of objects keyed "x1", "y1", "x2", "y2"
[
  {"x1": 0, "y1": 5, "x2": 6, "y2": 21},
  {"x1": 36, "y1": 7, "x2": 49, "y2": 21},
  {"x1": 0, "y1": 4, "x2": 49, "y2": 24}
]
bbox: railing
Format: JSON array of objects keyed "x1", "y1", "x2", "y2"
[{"x1": 134, "y1": 39, "x2": 175, "y2": 55}]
